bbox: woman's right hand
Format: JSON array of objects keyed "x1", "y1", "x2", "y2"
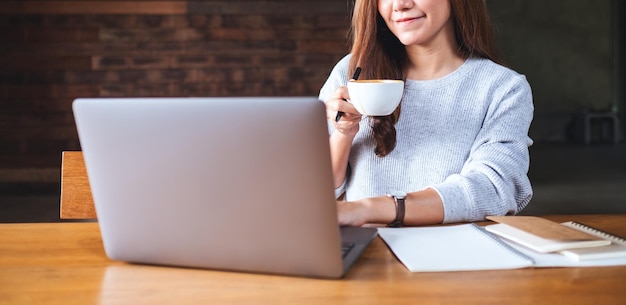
[{"x1": 325, "y1": 86, "x2": 361, "y2": 138}]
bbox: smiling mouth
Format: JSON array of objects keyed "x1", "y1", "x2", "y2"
[{"x1": 396, "y1": 16, "x2": 424, "y2": 24}]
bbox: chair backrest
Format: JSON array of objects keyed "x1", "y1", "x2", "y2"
[{"x1": 60, "y1": 151, "x2": 97, "y2": 219}]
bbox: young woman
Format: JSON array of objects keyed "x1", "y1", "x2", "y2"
[{"x1": 319, "y1": 0, "x2": 534, "y2": 226}]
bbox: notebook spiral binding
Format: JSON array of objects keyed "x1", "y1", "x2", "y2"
[
  {"x1": 567, "y1": 221, "x2": 626, "y2": 244},
  {"x1": 472, "y1": 223, "x2": 535, "y2": 264}
]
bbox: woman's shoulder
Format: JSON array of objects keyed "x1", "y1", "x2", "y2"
[
  {"x1": 466, "y1": 57, "x2": 531, "y2": 89},
  {"x1": 337, "y1": 53, "x2": 352, "y2": 65},
  {"x1": 323, "y1": 54, "x2": 351, "y2": 85},
  {"x1": 468, "y1": 57, "x2": 526, "y2": 80},
  {"x1": 330, "y1": 54, "x2": 352, "y2": 76},
  {"x1": 318, "y1": 54, "x2": 352, "y2": 100}
]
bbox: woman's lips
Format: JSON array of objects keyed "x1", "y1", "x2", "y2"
[{"x1": 395, "y1": 16, "x2": 423, "y2": 26}]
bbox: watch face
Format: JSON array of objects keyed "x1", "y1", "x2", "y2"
[{"x1": 388, "y1": 191, "x2": 407, "y2": 199}]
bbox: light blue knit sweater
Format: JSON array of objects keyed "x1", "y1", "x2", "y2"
[{"x1": 319, "y1": 55, "x2": 534, "y2": 223}]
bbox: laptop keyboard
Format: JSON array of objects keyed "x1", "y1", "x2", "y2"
[{"x1": 341, "y1": 242, "x2": 355, "y2": 258}]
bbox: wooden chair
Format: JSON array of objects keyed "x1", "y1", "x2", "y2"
[{"x1": 60, "y1": 151, "x2": 97, "y2": 219}]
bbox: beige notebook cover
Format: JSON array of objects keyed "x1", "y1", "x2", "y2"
[{"x1": 486, "y1": 216, "x2": 611, "y2": 253}]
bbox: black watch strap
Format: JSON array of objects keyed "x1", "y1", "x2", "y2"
[{"x1": 387, "y1": 194, "x2": 406, "y2": 227}]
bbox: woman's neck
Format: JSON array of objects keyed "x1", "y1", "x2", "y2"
[{"x1": 403, "y1": 23, "x2": 465, "y2": 80}]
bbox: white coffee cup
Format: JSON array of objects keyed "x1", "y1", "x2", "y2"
[{"x1": 347, "y1": 80, "x2": 404, "y2": 116}]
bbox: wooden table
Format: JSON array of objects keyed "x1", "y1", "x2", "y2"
[{"x1": 1, "y1": 215, "x2": 626, "y2": 305}]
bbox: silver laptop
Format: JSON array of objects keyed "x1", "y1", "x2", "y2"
[{"x1": 72, "y1": 97, "x2": 377, "y2": 279}]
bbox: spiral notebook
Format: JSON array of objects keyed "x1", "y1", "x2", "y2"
[
  {"x1": 485, "y1": 216, "x2": 611, "y2": 253},
  {"x1": 558, "y1": 222, "x2": 626, "y2": 261},
  {"x1": 377, "y1": 224, "x2": 534, "y2": 272}
]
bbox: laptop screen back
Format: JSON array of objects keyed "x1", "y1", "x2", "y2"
[{"x1": 73, "y1": 97, "x2": 346, "y2": 278}]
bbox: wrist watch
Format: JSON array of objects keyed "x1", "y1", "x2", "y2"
[{"x1": 386, "y1": 191, "x2": 407, "y2": 227}]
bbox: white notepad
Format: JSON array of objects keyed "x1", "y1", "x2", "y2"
[
  {"x1": 558, "y1": 222, "x2": 626, "y2": 261},
  {"x1": 377, "y1": 224, "x2": 534, "y2": 272}
]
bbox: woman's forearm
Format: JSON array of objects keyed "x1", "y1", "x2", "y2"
[{"x1": 329, "y1": 131, "x2": 354, "y2": 188}]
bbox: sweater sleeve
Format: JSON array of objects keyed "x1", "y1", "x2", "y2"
[
  {"x1": 318, "y1": 55, "x2": 350, "y2": 103},
  {"x1": 319, "y1": 55, "x2": 352, "y2": 199},
  {"x1": 433, "y1": 74, "x2": 534, "y2": 223}
]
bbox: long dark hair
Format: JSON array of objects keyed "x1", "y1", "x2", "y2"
[{"x1": 348, "y1": 0, "x2": 503, "y2": 156}]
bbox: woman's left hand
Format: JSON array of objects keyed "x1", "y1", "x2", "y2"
[{"x1": 337, "y1": 200, "x2": 370, "y2": 227}]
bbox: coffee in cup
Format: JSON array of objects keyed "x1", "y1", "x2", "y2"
[{"x1": 347, "y1": 80, "x2": 404, "y2": 116}]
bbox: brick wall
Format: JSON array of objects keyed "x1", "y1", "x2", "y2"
[{"x1": 0, "y1": 0, "x2": 353, "y2": 194}]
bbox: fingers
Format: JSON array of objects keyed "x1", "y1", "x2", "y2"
[
  {"x1": 331, "y1": 86, "x2": 350, "y2": 101},
  {"x1": 333, "y1": 114, "x2": 360, "y2": 135},
  {"x1": 325, "y1": 87, "x2": 360, "y2": 120},
  {"x1": 325, "y1": 87, "x2": 351, "y2": 119},
  {"x1": 324, "y1": 86, "x2": 361, "y2": 136},
  {"x1": 331, "y1": 87, "x2": 349, "y2": 122},
  {"x1": 332, "y1": 107, "x2": 361, "y2": 136}
]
